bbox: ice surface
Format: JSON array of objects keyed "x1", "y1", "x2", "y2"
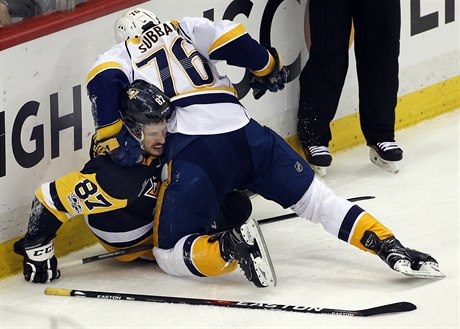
[{"x1": 1, "y1": 110, "x2": 458, "y2": 329}]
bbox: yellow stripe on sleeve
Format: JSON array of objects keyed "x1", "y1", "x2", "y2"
[
  {"x1": 35, "y1": 187, "x2": 69, "y2": 223},
  {"x1": 208, "y1": 23, "x2": 247, "y2": 54},
  {"x1": 251, "y1": 51, "x2": 276, "y2": 77},
  {"x1": 85, "y1": 61, "x2": 124, "y2": 84},
  {"x1": 191, "y1": 236, "x2": 237, "y2": 276},
  {"x1": 349, "y1": 213, "x2": 394, "y2": 253},
  {"x1": 36, "y1": 172, "x2": 128, "y2": 222},
  {"x1": 96, "y1": 119, "x2": 123, "y2": 140}
]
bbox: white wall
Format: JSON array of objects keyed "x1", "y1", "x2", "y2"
[{"x1": 1, "y1": 0, "x2": 459, "y2": 243}]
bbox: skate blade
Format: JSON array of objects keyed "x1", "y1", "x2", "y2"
[
  {"x1": 369, "y1": 149, "x2": 400, "y2": 174},
  {"x1": 311, "y1": 165, "x2": 327, "y2": 178},
  {"x1": 394, "y1": 260, "x2": 446, "y2": 279},
  {"x1": 242, "y1": 218, "x2": 277, "y2": 287}
]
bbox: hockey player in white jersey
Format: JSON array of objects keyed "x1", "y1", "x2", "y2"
[
  {"x1": 13, "y1": 80, "x2": 255, "y2": 284},
  {"x1": 85, "y1": 8, "x2": 444, "y2": 287}
]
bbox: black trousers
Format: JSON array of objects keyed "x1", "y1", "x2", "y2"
[{"x1": 297, "y1": 0, "x2": 401, "y2": 147}]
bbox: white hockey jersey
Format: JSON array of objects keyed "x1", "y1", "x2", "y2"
[{"x1": 86, "y1": 17, "x2": 276, "y2": 139}]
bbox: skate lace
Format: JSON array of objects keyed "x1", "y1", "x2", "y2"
[
  {"x1": 221, "y1": 228, "x2": 244, "y2": 261},
  {"x1": 376, "y1": 142, "x2": 400, "y2": 152},
  {"x1": 307, "y1": 146, "x2": 331, "y2": 156}
]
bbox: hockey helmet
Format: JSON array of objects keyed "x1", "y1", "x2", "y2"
[
  {"x1": 120, "y1": 80, "x2": 172, "y2": 138},
  {"x1": 114, "y1": 8, "x2": 160, "y2": 43}
]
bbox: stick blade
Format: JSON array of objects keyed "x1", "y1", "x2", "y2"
[{"x1": 359, "y1": 302, "x2": 416, "y2": 316}]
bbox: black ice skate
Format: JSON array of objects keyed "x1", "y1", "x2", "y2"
[
  {"x1": 303, "y1": 146, "x2": 332, "y2": 178},
  {"x1": 216, "y1": 218, "x2": 277, "y2": 287},
  {"x1": 361, "y1": 231, "x2": 445, "y2": 279},
  {"x1": 368, "y1": 142, "x2": 403, "y2": 174}
]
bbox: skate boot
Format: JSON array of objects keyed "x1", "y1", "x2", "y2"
[
  {"x1": 368, "y1": 141, "x2": 403, "y2": 174},
  {"x1": 216, "y1": 218, "x2": 276, "y2": 287},
  {"x1": 361, "y1": 231, "x2": 445, "y2": 278},
  {"x1": 303, "y1": 146, "x2": 332, "y2": 178}
]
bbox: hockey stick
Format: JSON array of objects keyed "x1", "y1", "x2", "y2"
[
  {"x1": 44, "y1": 287, "x2": 415, "y2": 316},
  {"x1": 258, "y1": 195, "x2": 375, "y2": 225},
  {"x1": 59, "y1": 244, "x2": 153, "y2": 269},
  {"x1": 58, "y1": 196, "x2": 375, "y2": 268}
]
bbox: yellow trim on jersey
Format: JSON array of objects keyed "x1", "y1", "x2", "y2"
[
  {"x1": 35, "y1": 187, "x2": 69, "y2": 223},
  {"x1": 142, "y1": 156, "x2": 156, "y2": 166},
  {"x1": 54, "y1": 172, "x2": 128, "y2": 214},
  {"x1": 97, "y1": 136, "x2": 120, "y2": 152},
  {"x1": 153, "y1": 161, "x2": 172, "y2": 247},
  {"x1": 208, "y1": 23, "x2": 247, "y2": 54},
  {"x1": 96, "y1": 119, "x2": 123, "y2": 140},
  {"x1": 35, "y1": 172, "x2": 130, "y2": 225},
  {"x1": 170, "y1": 20, "x2": 179, "y2": 28},
  {"x1": 86, "y1": 61, "x2": 124, "y2": 84},
  {"x1": 251, "y1": 51, "x2": 276, "y2": 77},
  {"x1": 171, "y1": 86, "x2": 238, "y2": 101},
  {"x1": 126, "y1": 36, "x2": 141, "y2": 45},
  {"x1": 349, "y1": 213, "x2": 393, "y2": 254},
  {"x1": 98, "y1": 237, "x2": 154, "y2": 262},
  {"x1": 191, "y1": 236, "x2": 237, "y2": 276}
]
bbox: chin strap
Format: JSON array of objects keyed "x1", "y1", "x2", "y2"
[{"x1": 123, "y1": 122, "x2": 145, "y2": 150}]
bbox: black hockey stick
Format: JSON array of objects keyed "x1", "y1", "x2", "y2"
[
  {"x1": 45, "y1": 287, "x2": 415, "y2": 316},
  {"x1": 59, "y1": 244, "x2": 153, "y2": 269},
  {"x1": 58, "y1": 196, "x2": 375, "y2": 268},
  {"x1": 258, "y1": 195, "x2": 375, "y2": 225}
]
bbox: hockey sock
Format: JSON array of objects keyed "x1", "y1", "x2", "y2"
[
  {"x1": 153, "y1": 234, "x2": 237, "y2": 278},
  {"x1": 348, "y1": 212, "x2": 393, "y2": 254},
  {"x1": 290, "y1": 178, "x2": 393, "y2": 254}
]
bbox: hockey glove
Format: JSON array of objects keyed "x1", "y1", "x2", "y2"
[
  {"x1": 250, "y1": 46, "x2": 289, "y2": 100},
  {"x1": 14, "y1": 235, "x2": 60, "y2": 284},
  {"x1": 93, "y1": 126, "x2": 143, "y2": 166}
]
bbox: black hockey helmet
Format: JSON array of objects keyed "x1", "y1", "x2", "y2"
[{"x1": 120, "y1": 80, "x2": 173, "y2": 135}]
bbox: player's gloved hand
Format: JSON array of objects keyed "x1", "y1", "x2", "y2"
[
  {"x1": 93, "y1": 126, "x2": 143, "y2": 166},
  {"x1": 13, "y1": 235, "x2": 60, "y2": 283},
  {"x1": 250, "y1": 46, "x2": 289, "y2": 100}
]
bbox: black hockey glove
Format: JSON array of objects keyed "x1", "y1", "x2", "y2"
[
  {"x1": 250, "y1": 46, "x2": 289, "y2": 100},
  {"x1": 14, "y1": 235, "x2": 60, "y2": 284},
  {"x1": 93, "y1": 126, "x2": 143, "y2": 166}
]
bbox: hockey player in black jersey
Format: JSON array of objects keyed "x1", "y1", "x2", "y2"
[{"x1": 13, "y1": 80, "x2": 255, "y2": 284}]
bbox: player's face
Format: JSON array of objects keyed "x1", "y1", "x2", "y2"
[{"x1": 142, "y1": 120, "x2": 167, "y2": 156}]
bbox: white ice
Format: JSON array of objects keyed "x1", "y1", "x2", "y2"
[{"x1": 1, "y1": 110, "x2": 458, "y2": 329}]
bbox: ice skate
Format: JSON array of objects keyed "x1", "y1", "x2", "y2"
[
  {"x1": 303, "y1": 146, "x2": 332, "y2": 178},
  {"x1": 361, "y1": 231, "x2": 445, "y2": 279},
  {"x1": 217, "y1": 218, "x2": 277, "y2": 287},
  {"x1": 368, "y1": 142, "x2": 403, "y2": 174}
]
